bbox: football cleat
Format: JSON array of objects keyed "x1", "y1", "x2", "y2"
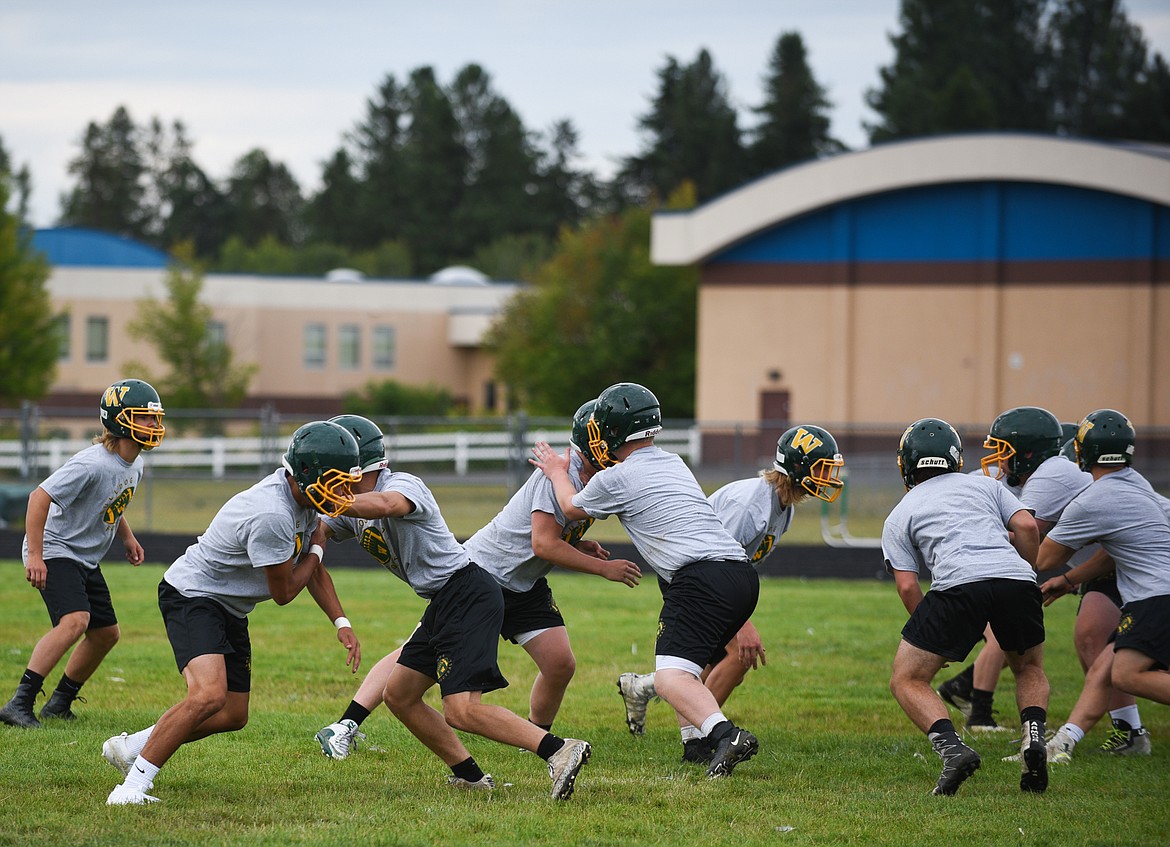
[
  {"x1": 616, "y1": 672, "x2": 657, "y2": 736},
  {"x1": 930, "y1": 732, "x2": 981, "y2": 796},
  {"x1": 106, "y1": 783, "x2": 160, "y2": 806},
  {"x1": 936, "y1": 671, "x2": 974, "y2": 720},
  {"x1": 547, "y1": 738, "x2": 591, "y2": 800},
  {"x1": 706, "y1": 727, "x2": 759, "y2": 778},
  {"x1": 102, "y1": 732, "x2": 137, "y2": 777},
  {"x1": 447, "y1": 773, "x2": 496, "y2": 791},
  {"x1": 40, "y1": 691, "x2": 84, "y2": 721},
  {"x1": 1019, "y1": 719, "x2": 1049, "y2": 793},
  {"x1": 681, "y1": 737, "x2": 714, "y2": 765},
  {"x1": 315, "y1": 719, "x2": 366, "y2": 760},
  {"x1": 1100, "y1": 720, "x2": 1152, "y2": 756},
  {"x1": 965, "y1": 716, "x2": 1010, "y2": 734}
]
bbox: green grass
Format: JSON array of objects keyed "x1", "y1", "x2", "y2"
[{"x1": 2, "y1": 565, "x2": 1166, "y2": 847}]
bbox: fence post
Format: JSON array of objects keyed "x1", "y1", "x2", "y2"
[
  {"x1": 455, "y1": 432, "x2": 469, "y2": 476},
  {"x1": 212, "y1": 438, "x2": 226, "y2": 479},
  {"x1": 19, "y1": 400, "x2": 38, "y2": 480}
]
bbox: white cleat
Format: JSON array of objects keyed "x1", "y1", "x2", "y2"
[
  {"x1": 315, "y1": 719, "x2": 366, "y2": 760},
  {"x1": 616, "y1": 672, "x2": 657, "y2": 736},
  {"x1": 106, "y1": 783, "x2": 160, "y2": 806},
  {"x1": 447, "y1": 773, "x2": 496, "y2": 791},
  {"x1": 102, "y1": 733, "x2": 136, "y2": 777},
  {"x1": 547, "y1": 739, "x2": 591, "y2": 800}
]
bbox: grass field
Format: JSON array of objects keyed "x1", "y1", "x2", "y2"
[{"x1": 1, "y1": 564, "x2": 1167, "y2": 846}]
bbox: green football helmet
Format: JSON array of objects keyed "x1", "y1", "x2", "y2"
[
  {"x1": 773, "y1": 424, "x2": 845, "y2": 503},
  {"x1": 586, "y1": 383, "x2": 662, "y2": 469},
  {"x1": 1060, "y1": 437, "x2": 1077, "y2": 463},
  {"x1": 570, "y1": 399, "x2": 603, "y2": 470},
  {"x1": 329, "y1": 414, "x2": 388, "y2": 473},
  {"x1": 1060, "y1": 422, "x2": 1078, "y2": 445},
  {"x1": 99, "y1": 378, "x2": 166, "y2": 448},
  {"x1": 981, "y1": 406, "x2": 1063, "y2": 485},
  {"x1": 282, "y1": 420, "x2": 362, "y2": 516},
  {"x1": 1074, "y1": 409, "x2": 1135, "y2": 472},
  {"x1": 898, "y1": 418, "x2": 963, "y2": 490}
]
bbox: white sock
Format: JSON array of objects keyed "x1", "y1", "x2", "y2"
[
  {"x1": 1109, "y1": 705, "x2": 1142, "y2": 729},
  {"x1": 124, "y1": 755, "x2": 161, "y2": 792},
  {"x1": 128, "y1": 724, "x2": 156, "y2": 757},
  {"x1": 699, "y1": 712, "x2": 729, "y2": 737},
  {"x1": 679, "y1": 724, "x2": 701, "y2": 742},
  {"x1": 1060, "y1": 723, "x2": 1086, "y2": 744}
]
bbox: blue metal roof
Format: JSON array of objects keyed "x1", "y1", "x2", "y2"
[{"x1": 31, "y1": 228, "x2": 169, "y2": 268}]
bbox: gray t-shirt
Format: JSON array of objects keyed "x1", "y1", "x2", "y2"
[
  {"x1": 165, "y1": 470, "x2": 318, "y2": 617},
  {"x1": 572, "y1": 445, "x2": 748, "y2": 583},
  {"x1": 882, "y1": 472, "x2": 1035, "y2": 591},
  {"x1": 1046, "y1": 467, "x2": 1170, "y2": 604},
  {"x1": 24, "y1": 443, "x2": 144, "y2": 570},
  {"x1": 707, "y1": 476, "x2": 793, "y2": 567},
  {"x1": 466, "y1": 454, "x2": 592, "y2": 593},
  {"x1": 1020, "y1": 455, "x2": 1092, "y2": 523},
  {"x1": 324, "y1": 470, "x2": 469, "y2": 599}
]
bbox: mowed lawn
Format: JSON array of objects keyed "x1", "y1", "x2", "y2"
[{"x1": 0, "y1": 563, "x2": 1166, "y2": 847}]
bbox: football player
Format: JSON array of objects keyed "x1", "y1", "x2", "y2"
[
  {"x1": 531, "y1": 382, "x2": 761, "y2": 779},
  {"x1": 101, "y1": 420, "x2": 363, "y2": 805},
  {"x1": 1, "y1": 379, "x2": 165, "y2": 730},
  {"x1": 883, "y1": 418, "x2": 1050, "y2": 796},
  {"x1": 615, "y1": 424, "x2": 844, "y2": 765}
]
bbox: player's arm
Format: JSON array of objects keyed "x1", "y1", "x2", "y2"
[
  {"x1": 307, "y1": 560, "x2": 361, "y2": 673},
  {"x1": 22, "y1": 487, "x2": 51, "y2": 590},
  {"x1": 529, "y1": 442, "x2": 589, "y2": 521},
  {"x1": 531, "y1": 510, "x2": 640, "y2": 587},
  {"x1": 115, "y1": 515, "x2": 145, "y2": 566},
  {"x1": 265, "y1": 520, "x2": 328, "y2": 606},
  {"x1": 342, "y1": 489, "x2": 414, "y2": 520},
  {"x1": 1039, "y1": 546, "x2": 1114, "y2": 606},
  {"x1": 1007, "y1": 509, "x2": 1040, "y2": 567},
  {"x1": 892, "y1": 567, "x2": 924, "y2": 615}
]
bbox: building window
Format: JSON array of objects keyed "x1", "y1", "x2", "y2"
[
  {"x1": 54, "y1": 314, "x2": 71, "y2": 361},
  {"x1": 304, "y1": 323, "x2": 326, "y2": 368},
  {"x1": 207, "y1": 320, "x2": 227, "y2": 348},
  {"x1": 373, "y1": 325, "x2": 396, "y2": 370},
  {"x1": 85, "y1": 316, "x2": 108, "y2": 363},
  {"x1": 339, "y1": 325, "x2": 361, "y2": 370}
]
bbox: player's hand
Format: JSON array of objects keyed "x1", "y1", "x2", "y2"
[
  {"x1": 1040, "y1": 574, "x2": 1072, "y2": 607},
  {"x1": 576, "y1": 539, "x2": 610, "y2": 560},
  {"x1": 337, "y1": 626, "x2": 361, "y2": 673},
  {"x1": 736, "y1": 622, "x2": 765, "y2": 670},
  {"x1": 124, "y1": 538, "x2": 145, "y2": 566},
  {"x1": 25, "y1": 554, "x2": 48, "y2": 591},
  {"x1": 599, "y1": 558, "x2": 641, "y2": 587},
  {"x1": 529, "y1": 441, "x2": 570, "y2": 476}
]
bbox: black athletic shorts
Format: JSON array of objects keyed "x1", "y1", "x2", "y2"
[
  {"x1": 398, "y1": 563, "x2": 510, "y2": 697},
  {"x1": 1115, "y1": 595, "x2": 1170, "y2": 670},
  {"x1": 500, "y1": 577, "x2": 566, "y2": 643},
  {"x1": 902, "y1": 577, "x2": 1045, "y2": 661},
  {"x1": 656, "y1": 560, "x2": 759, "y2": 669},
  {"x1": 1079, "y1": 571, "x2": 1123, "y2": 609},
  {"x1": 39, "y1": 558, "x2": 117, "y2": 629},
  {"x1": 158, "y1": 580, "x2": 252, "y2": 692}
]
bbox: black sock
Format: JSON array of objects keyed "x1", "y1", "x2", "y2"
[
  {"x1": 531, "y1": 719, "x2": 552, "y2": 732},
  {"x1": 536, "y1": 733, "x2": 565, "y2": 761},
  {"x1": 451, "y1": 757, "x2": 485, "y2": 782},
  {"x1": 56, "y1": 674, "x2": 83, "y2": 696},
  {"x1": 341, "y1": 701, "x2": 371, "y2": 726},
  {"x1": 969, "y1": 688, "x2": 994, "y2": 720},
  {"x1": 928, "y1": 718, "x2": 956, "y2": 736},
  {"x1": 1020, "y1": 706, "x2": 1046, "y2": 725},
  {"x1": 708, "y1": 720, "x2": 735, "y2": 744},
  {"x1": 19, "y1": 669, "x2": 45, "y2": 690}
]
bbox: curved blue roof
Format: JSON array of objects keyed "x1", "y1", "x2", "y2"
[{"x1": 31, "y1": 228, "x2": 169, "y2": 268}]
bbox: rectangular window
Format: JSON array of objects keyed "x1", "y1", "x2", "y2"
[
  {"x1": 85, "y1": 316, "x2": 108, "y2": 363},
  {"x1": 304, "y1": 323, "x2": 326, "y2": 368},
  {"x1": 373, "y1": 325, "x2": 396, "y2": 370},
  {"x1": 339, "y1": 324, "x2": 361, "y2": 370},
  {"x1": 54, "y1": 314, "x2": 71, "y2": 361},
  {"x1": 207, "y1": 320, "x2": 227, "y2": 348}
]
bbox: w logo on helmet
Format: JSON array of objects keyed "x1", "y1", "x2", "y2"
[
  {"x1": 790, "y1": 427, "x2": 824, "y2": 454},
  {"x1": 103, "y1": 385, "x2": 130, "y2": 407}
]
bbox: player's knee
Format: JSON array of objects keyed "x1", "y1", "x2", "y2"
[
  {"x1": 87, "y1": 624, "x2": 120, "y2": 651},
  {"x1": 54, "y1": 611, "x2": 90, "y2": 641}
]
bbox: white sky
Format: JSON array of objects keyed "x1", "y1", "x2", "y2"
[{"x1": 2, "y1": 0, "x2": 1168, "y2": 228}]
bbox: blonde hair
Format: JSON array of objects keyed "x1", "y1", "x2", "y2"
[
  {"x1": 760, "y1": 467, "x2": 806, "y2": 508},
  {"x1": 94, "y1": 431, "x2": 121, "y2": 453}
]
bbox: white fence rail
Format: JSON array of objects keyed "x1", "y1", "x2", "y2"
[{"x1": 0, "y1": 427, "x2": 702, "y2": 478}]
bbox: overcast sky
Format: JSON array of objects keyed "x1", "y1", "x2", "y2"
[{"x1": 3, "y1": 1, "x2": 1168, "y2": 228}]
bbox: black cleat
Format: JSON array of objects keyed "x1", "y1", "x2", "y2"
[
  {"x1": 931, "y1": 733, "x2": 981, "y2": 796},
  {"x1": 681, "y1": 737, "x2": 714, "y2": 765},
  {"x1": 706, "y1": 728, "x2": 759, "y2": 778},
  {"x1": 1019, "y1": 720, "x2": 1049, "y2": 794}
]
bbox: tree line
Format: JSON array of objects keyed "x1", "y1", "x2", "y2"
[{"x1": 2, "y1": 1, "x2": 1168, "y2": 415}]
